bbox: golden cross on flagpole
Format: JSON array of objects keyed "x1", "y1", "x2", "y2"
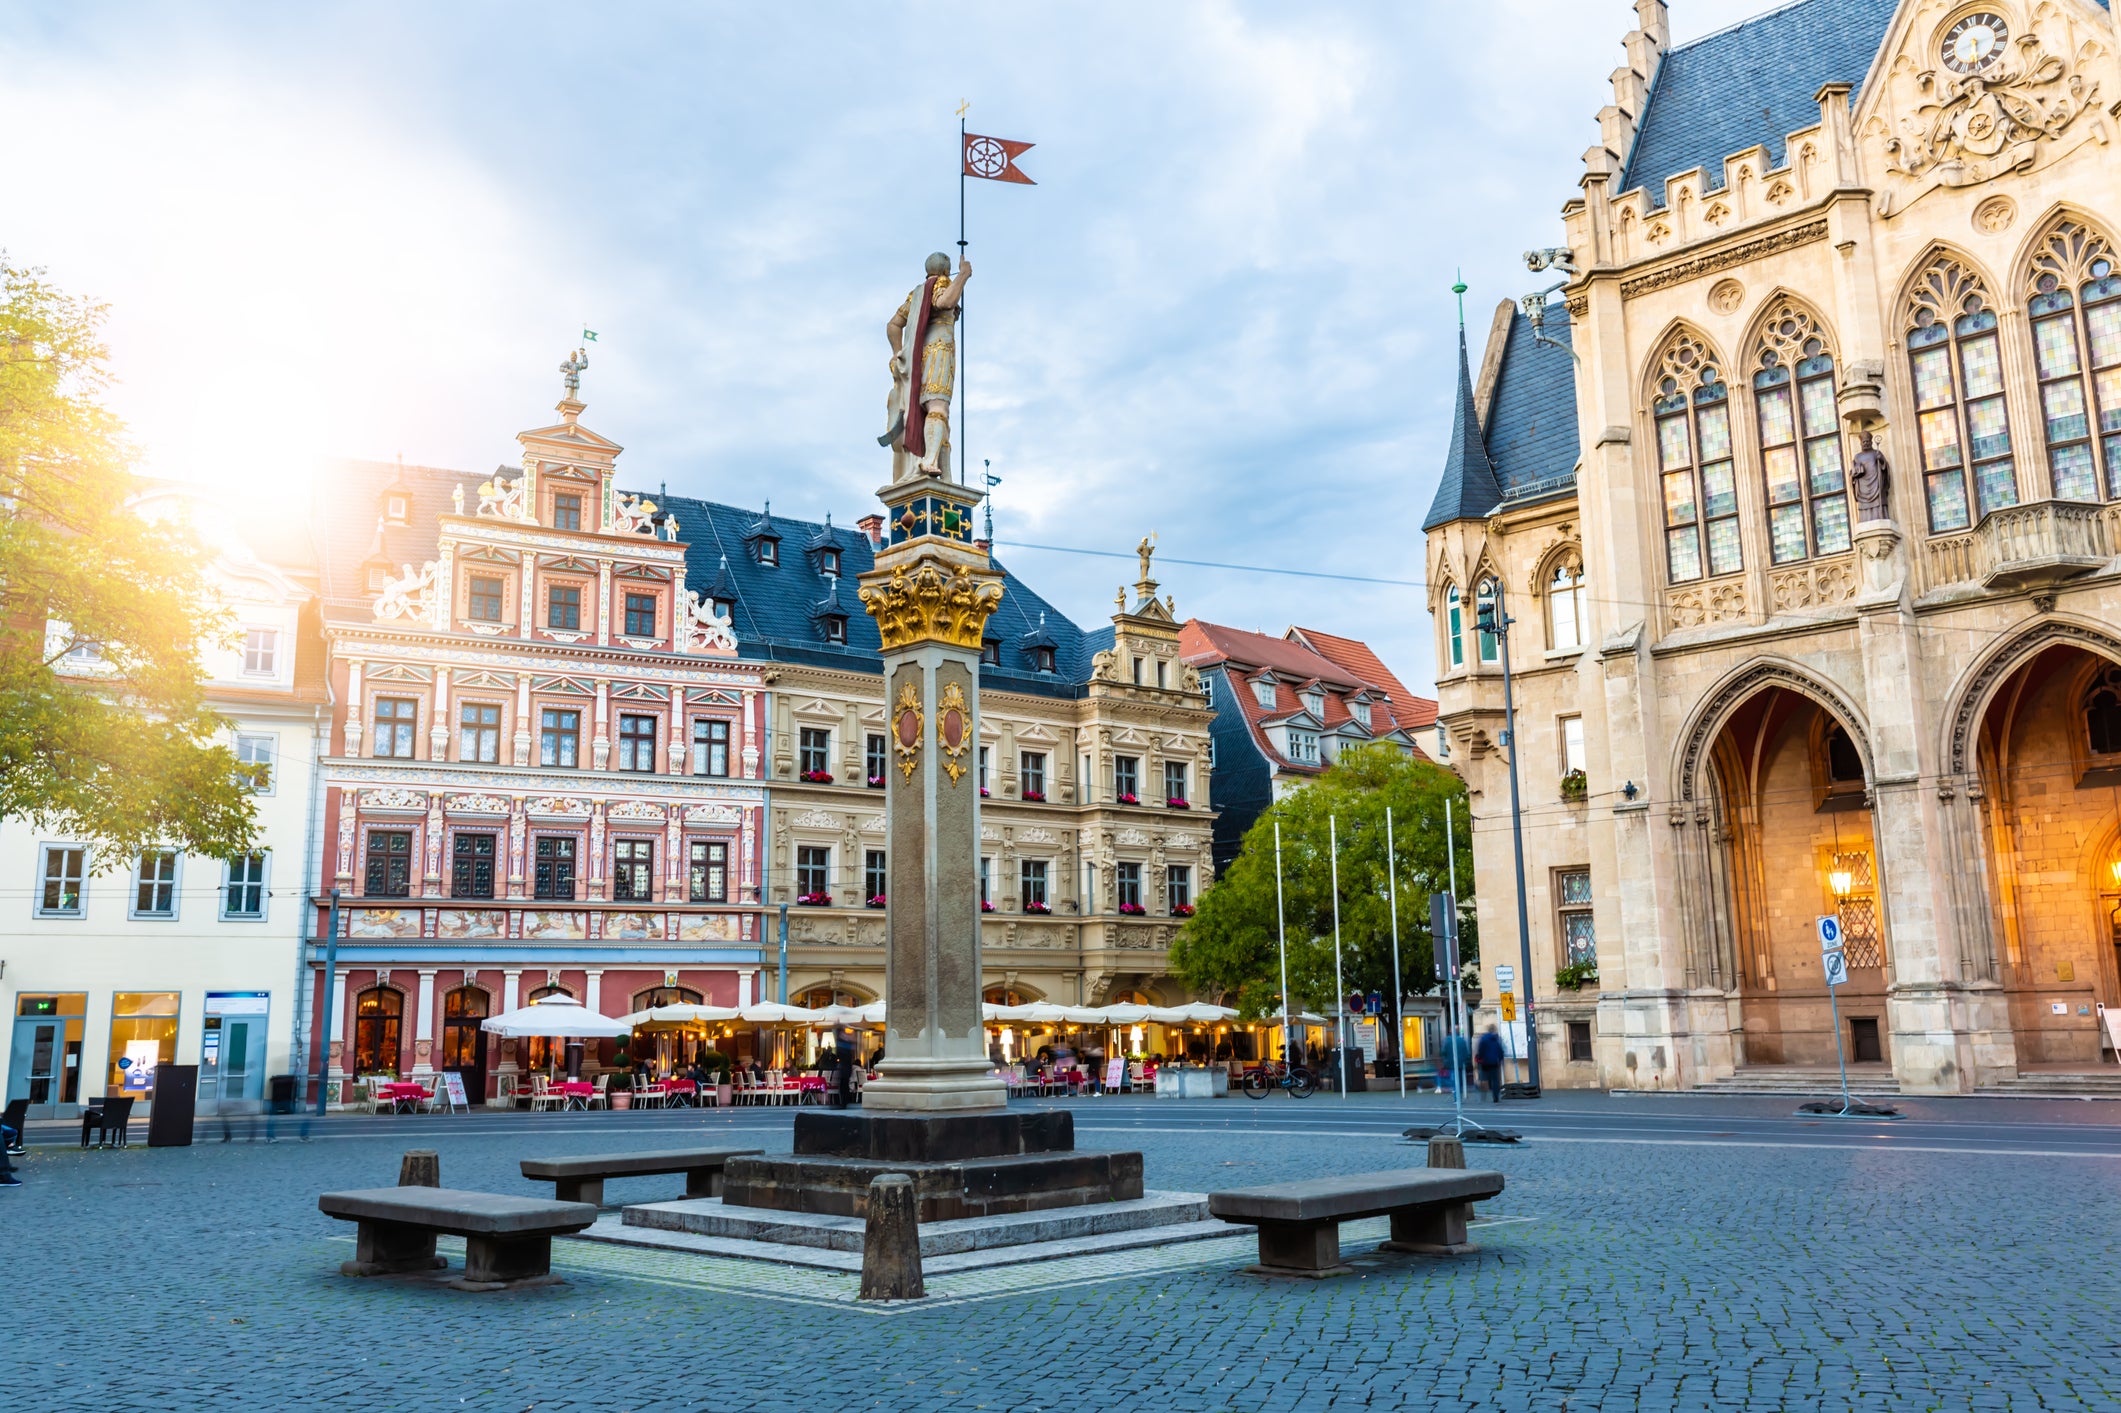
[{"x1": 956, "y1": 99, "x2": 970, "y2": 118}]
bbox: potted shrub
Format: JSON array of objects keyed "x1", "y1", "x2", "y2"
[
  {"x1": 1560, "y1": 768, "x2": 1589, "y2": 803},
  {"x1": 1555, "y1": 960, "x2": 1600, "y2": 992},
  {"x1": 699, "y1": 1049, "x2": 735, "y2": 1106},
  {"x1": 797, "y1": 890, "x2": 833, "y2": 906},
  {"x1": 608, "y1": 1070, "x2": 633, "y2": 1110}
]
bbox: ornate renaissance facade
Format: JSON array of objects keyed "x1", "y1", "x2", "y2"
[
  {"x1": 1426, "y1": 0, "x2": 2121, "y2": 1092},
  {"x1": 310, "y1": 370, "x2": 771, "y2": 1101}
]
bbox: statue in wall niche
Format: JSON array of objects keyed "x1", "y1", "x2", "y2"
[
  {"x1": 879, "y1": 251, "x2": 972, "y2": 481},
  {"x1": 1851, "y1": 432, "x2": 1892, "y2": 525}
]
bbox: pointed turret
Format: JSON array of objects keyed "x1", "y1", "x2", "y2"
[{"x1": 1422, "y1": 326, "x2": 1504, "y2": 530}]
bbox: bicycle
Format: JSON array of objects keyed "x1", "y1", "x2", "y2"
[{"x1": 1240, "y1": 1060, "x2": 1317, "y2": 1100}]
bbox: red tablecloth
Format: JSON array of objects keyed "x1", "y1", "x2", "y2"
[
  {"x1": 555, "y1": 1082, "x2": 596, "y2": 1097},
  {"x1": 795, "y1": 1076, "x2": 828, "y2": 1091},
  {"x1": 663, "y1": 1079, "x2": 698, "y2": 1094}
]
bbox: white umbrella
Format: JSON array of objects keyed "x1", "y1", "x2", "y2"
[
  {"x1": 616, "y1": 1003, "x2": 740, "y2": 1028},
  {"x1": 481, "y1": 994, "x2": 630, "y2": 1038},
  {"x1": 1003, "y1": 1002, "x2": 1074, "y2": 1025},
  {"x1": 734, "y1": 1002, "x2": 822, "y2": 1025},
  {"x1": 1059, "y1": 1006, "x2": 1109, "y2": 1025},
  {"x1": 1100, "y1": 1004, "x2": 1155, "y2": 1025},
  {"x1": 811, "y1": 1003, "x2": 883, "y2": 1027}
]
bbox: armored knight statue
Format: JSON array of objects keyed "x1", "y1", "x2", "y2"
[{"x1": 879, "y1": 252, "x2": 972, "y2": 481}]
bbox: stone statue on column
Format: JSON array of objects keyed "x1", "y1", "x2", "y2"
[
  {"x1": 1851, "y1": 432, "x2": 1892, "y2": 525},
  {"x1": 880, "y1": 252, "x2": 972, "y2": 482}
]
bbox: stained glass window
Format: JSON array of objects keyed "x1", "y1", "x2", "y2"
[
  {"x1": 2029, "y1": 243, "x2": 2121, "y2": 501},
  {"x1": 1907, "y1": 293, "x2": 2017, "y2": 532},
  {"x1": 1656, "y1": 355, "x2": 1740, "y2": 584}
]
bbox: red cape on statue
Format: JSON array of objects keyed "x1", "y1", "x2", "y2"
[{"x1": 900, "y1": 275, "x2": 940, "y2": 459}]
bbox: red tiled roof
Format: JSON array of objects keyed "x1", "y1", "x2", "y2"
[
  {"x1": 1288, "y1": 626, "x2": 1438, "y2": 733},
  {"x1": 1181, "y1": 618, "x2": 1432, "y2": 773}
]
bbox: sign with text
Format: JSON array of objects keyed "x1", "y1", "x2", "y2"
[
  {"x1": 442, "y1": 1071, "x2": 470, "y2": 1109},
  {"x1": 1105, "y1": 1058, "x2": 1126, "y2": 1091},
  {"x1": 1352, "y1": 1019, "x2": 1379, "y2": 1062},
  {"x1": 1817, "y1": 915, "x2": 1843, "y2": 952}
]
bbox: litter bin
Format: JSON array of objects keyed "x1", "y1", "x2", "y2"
[
  {"x1": 1319, "y1": 1048, "x2": 1368, "y2": 1094},
  {"x1": 268, "y1": 1075, "x2": 298, "y2": 1115},
  {"x1": 147, "y1": 1064, "x2": 199, "y2": 1147}
]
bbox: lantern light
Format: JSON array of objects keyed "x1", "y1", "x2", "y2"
[{"x1": 1829, "y1": 867, "x2": 1854, "y2": 898}]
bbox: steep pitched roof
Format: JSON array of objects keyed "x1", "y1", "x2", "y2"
[
  {"x1": 1285, "y1": 626, "x2": 1438, "y2": 735},
  {"x1": 1619, "y1": 0, "x2": 1899, "y2": 209},
  {"x1": 1181, "y1": 619, "x2": 1431, "y2": 773},
  {"x1": 1422, "y1": 327, "x2": 1505, "y2": 530},
  {"x1": 1484, "y1": 303, "x2": 1578, "y2": 505}
]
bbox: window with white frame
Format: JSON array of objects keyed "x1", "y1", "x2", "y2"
[
  {"x1": 1548, "y1": 560, "x2": 1586, "y2": 650},
  {"x1": 242, "y1": 629, "x2": 279, "y2": 676},
  {"x1": 133, "y1": 850, "x2": 179, "y2": 918},
  {"x1": 224, "y1": 853, "x2": 268, "y2": 919},
  {"x1": 1021, "y1": 751, "x2": 1046, "y2": 798},
  {"x1": 799, "y1": 727, "x2": 831, "y2": 777},
  {"x1": 693, "y1": 719, "x2": 731, "y2": 777},
  {"x1": 1285, "y1": 730, "x2": 1320, "y2": 765},
  {"x1": 1350, "y1": 698, "x2": 1371, "y2": 729},
  {"x1": 689, "y1": 840, "x2": 729, "y2": 903},
  {"x1": 235, "y1": 732, "x2": 276, "y2": 794},
  {"x1": 40, "y1": 845, "x2": 86, "y2": 916},
  {"x1": 1561, "y1": 716, "x2": 1587, "y2": 776},
  {"x1": 1252, "y1": 678, "x2": 1276, "y2": 709}
]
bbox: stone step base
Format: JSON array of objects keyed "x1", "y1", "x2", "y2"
[
  {"x1": 621, "y1": 1189, "x2": 1212, "y2": 1258},
  {"x1": 1687, "y1": 1069, "x2": 1902, "y2": 1097},
  {"x1": 1975, "y1": 1072, "x2": 2121, "y2": 1098}
]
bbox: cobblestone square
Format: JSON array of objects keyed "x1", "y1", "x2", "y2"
[{"x1": 6, "y1": 1093, "x2": 2119, "y2": 1411}]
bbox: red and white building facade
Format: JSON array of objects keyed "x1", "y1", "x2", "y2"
[{"x1": 309, "y1": 374, "x2": 769, "y2": 1101}]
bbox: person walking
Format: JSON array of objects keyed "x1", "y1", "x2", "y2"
[
  {"x1": 1474, "y1": 1024, "x2": 1506, "y2": 1104},
  {"x1": 833, "y1": 1039, "x2": 855, "y2": 1109}
]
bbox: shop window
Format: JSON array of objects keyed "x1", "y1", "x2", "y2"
[
  {"x1": 352, "y1": 987, "x2": 403, "y2": 1077},
  {"x1": 540, "y1": 708, "x2": 580, "y2": 768},
  {"x1": 108, "y1": 992, "x2": 179, "y2": 1095},
  {"x1": 235, "y1": 732, "x2": 276, "y2": 794},
  {"x1": 467, "y1": 574, "x2": 505, "y2": 623},
  {"x1": 613, "y1": 839, "x2": 654, "y2": 902},
  {"x1": 689, "y1": 840, "x2": 728, "y2": 903},
  {"x1": 624, "y1": 592, "x2": 657, "y2": 638},
  {"x1": 1907, "y1": 257, "x2": 2017, "y2": 531},
  {"x1": 1652, "y1": 334, "x2": 1740, "y2": 582},
  {"x1": 373, "y1": 697, "x2": 417, "y2": 758},
  {"x1": 452, "y1": 833, "x2": 497, "y2": 899},
  {"x1": 458, "y1": 703, "x2": 501, "y2": 764},
  {"x1": 223, "y1": 853, "x2": 268, "y2": 919},
  {"x1": 1557, "y1": 868, "x2": 1595, "y2": 967},
  {"x1": 364, "y1": 830, "x2": 413, "y2": 898},
  {"x1": 618, "y1": 714, "x2": 659, "y2": 772},
  {"x1": 441, "y1": 988, "x2": 489, "y2": 1070},
  {"x1": 533, "y1": 836, "x2": 577, "y2": 900},
  {"x1": 694, "y1": 719, "x2": 732, "y2": 777},
  {"x1": 132, "y1": 850, "x2": 179, "y2": 918}
]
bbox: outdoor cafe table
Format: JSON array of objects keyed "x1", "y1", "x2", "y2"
[
  {"x1": 555, "y1": 1081, "x2": 597, "y2": 1111},
  {"x1": 795, "y1": 1076, "x2": 828, "y2": 1103},
  {"x1": 379, "y1": 1082, "x2": 428, "y2": 1114},
  {"x1": 661, "y1": 1079, "x2": 698, "y2": 1107}
]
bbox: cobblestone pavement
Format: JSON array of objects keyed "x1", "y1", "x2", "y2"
[{"x1": 6, "y1": 1092, "x2": 2121, "y2": 1412}]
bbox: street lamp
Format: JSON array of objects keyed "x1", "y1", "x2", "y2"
[
  {"x1": 1829, "y1": 866, "x2": 1855, "y2": 899},
  {"x1": 1473, "y1": 577, "x2": 1540, "y2": 1095}
]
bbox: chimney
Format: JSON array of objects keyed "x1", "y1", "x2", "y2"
[{"x1": 856, "y1": 514, "x2": 886, "y2": 549}]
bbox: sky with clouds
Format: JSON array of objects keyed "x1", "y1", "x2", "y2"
[{"x1": 1, "y1": 0, "x2": 1776, "y2": 691}]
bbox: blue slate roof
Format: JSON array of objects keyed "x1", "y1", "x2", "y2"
[
  {"x1": 1421, "y1": 328, "x2": 1506, "y2": 531},
  {"x1": 650, "y1": 493, "x2": 1099, "y2": 698},
  {"x1": 1620, "y1": 0, "x2": 1899, "y2": 209},
  {"x1": 1486, "y1": 304, "x2": 1579, "y2": 505}
]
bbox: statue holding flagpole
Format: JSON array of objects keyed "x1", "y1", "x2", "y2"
[{"x1": 880, "y1": 252, "x2": 972, "y2": 482}]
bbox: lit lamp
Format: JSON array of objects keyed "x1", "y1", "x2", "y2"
[
  {"x1": 1829, "y1": 867, "x2": 1855, "y2": 899},
  {"x1": 2110, "y1": 859, "x2": 2121, "y2": 886}
]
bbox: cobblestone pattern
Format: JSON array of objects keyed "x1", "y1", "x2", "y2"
[{"x1": 4, "y1": 1099, "x2": 2119, "y2": 1411}]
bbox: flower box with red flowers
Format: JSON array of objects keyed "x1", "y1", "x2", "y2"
[
  {"x1": 796, "y1": 891, "x2": 832, "y2": 906},
  {"x1": 1023, "y1": 901, "x2": 1052, "y2": 915},
  {"x1": 1116, "y1": 792, "x2": 1140, "y2": 806},
  {"x1": 800, "y1": 770, "x2": 834, "y2": 784},
  {"x1": 865, "y1": 895, "x2": 887, "y2": 909},
  {"x1": 980, "y1": 787, "x2": 990, "y2": 797},
  {"x1": 1166, "y1": 797, "x2": 1191, "y2": 809},
  {"x1": 867, "y1": 775, "x2": 885, "y2": 789},
  {"x1": 1171, "y1": 903, "x2": 1195, "y2": 917},
  {"x1": 1118, "y1": 903, "x2": 1147, "y2": 916},
  {"x1": 980, "y1": 900, "x2": 997, "y2": 913},
  {"x1": 1022, "y1": 789, "x2": 1046, "y2": 802}
]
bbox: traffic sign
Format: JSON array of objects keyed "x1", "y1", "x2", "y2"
[
  {"x1": 1495, "y1": 964, "x2": 1516, "y2": 988},
  {"x1": 1499, "y1": 993, "x2": 1519, "y2": 1021},
  {"x1": 1817, "y1": 915, "x2": 1842, "y2": 951},
  {"x1": 1821, "y1": 949, "x2": 1849, "y2": 988}
]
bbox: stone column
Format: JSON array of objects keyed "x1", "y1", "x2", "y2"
[
  {"x1": 430, "y1": 668, "x2": 451, "y2": 762},
  {"x1": 513, "y1": 678, "x2": 533, "y2": 767},
  {"x1": 343, "y1": 661, "x2": 365, "y2": 757},
  {"x1": 857, "y1": 478, "x2": 1007, "y2": 1113},
  {"x1": 413, "y1": 970, "x2": 437, "y2": 1076},
  {"x1": 738, "y1": 969, "x2": 756, "y2": 1006}
]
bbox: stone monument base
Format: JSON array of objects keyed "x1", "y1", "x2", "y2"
[{"x1": 719, "y1": 1108, "x2": 1145, "y2": 1224}]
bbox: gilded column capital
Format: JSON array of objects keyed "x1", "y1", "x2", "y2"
[{"x1": 859, "y1": 555, "x2": 1004, "y2": 651}]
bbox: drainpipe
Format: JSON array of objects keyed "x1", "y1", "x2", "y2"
[{"x1": 289, "y1": 704, "x2": 328, "y2": 1087}]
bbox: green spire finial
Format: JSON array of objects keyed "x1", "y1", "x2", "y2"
[{"x1": 1452, "y1": 270, "x2": 1468, "y2": 330}]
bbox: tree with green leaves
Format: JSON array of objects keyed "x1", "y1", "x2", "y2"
[
  {"x1": 1171, "y1": 745, "x2": 1474, "y2": 1025},
  {"x1": 0, "y1": 258, "x2": 258, "y2": 862}
]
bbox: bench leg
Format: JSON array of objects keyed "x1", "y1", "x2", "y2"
[
  {"x1": 1381, "y1": 1202, "x2": 1477, "y2": 1256},
  {"x1": 1247, "y1": 1220, "x2": 1349, "y2": 1278},
  {"x1": 456, "y1": 1233, "x2": 558, "y2": 1290},
  {"x1": 554, "y1": 1177, "x2": 605, "y2": 1206},
  {"x1": 342, "y1": 1219, "x2": 447, "y2": 1277},
  {"x1": 684, "y1": 1167, "x2": 724, "y2": 1199}
]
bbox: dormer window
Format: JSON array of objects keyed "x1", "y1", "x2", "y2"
[
  {"x1": 385, "y1": 494, "x2": 409, "y2": 524},
  {"x1": 1032, "y1": 646, "x2": 1056, "y2": 673},
  {"x1": 759, "y1": 539, "x2": 779, "y2": 566},
  {"x1": 822, "y1": 616, "x2": 845, "y2": 644},
  {"x1": 820, "y1": 548, "x2": 841, "y2": 577},
  {"x1": 1351, "y1": 699, "x2": 1371, "y2": 729},
  {"x1": 1286, "y1": 729, "x2": 1320, "y2": 765},
  {"x1": 1301, "y1": 689, "x2": 1324, "y2": 716},
  {"x1": 1252, "y1": 679, "x2": 1276, "y2": 709},
  {"x1": 551, "y1": 492, "x2": 582, "y2": 532},
  {"x1": 981, "y1": 639, "x2": 1001, "y2": 666}
]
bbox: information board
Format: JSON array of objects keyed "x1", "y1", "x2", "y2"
[
  {"x1": 1105, "y1": 1058, "x2": 1126, "y2": 1091},
  {"x1": 1352, "y1": 1019, "x2": 1379, "y2": 1062},
  {"x1": 442, "y1": 1071, "x2": 470, "y2": 1110}
]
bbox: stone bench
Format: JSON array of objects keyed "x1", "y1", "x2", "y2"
[
  {"x1": 318, "y1": 1187, "x2": 597, "y2": 1290},
  {"x1": 1206, "y1": 1167, "x2": 1505, "y2": 1277},
  {"x1": 519, "y1": 1147, "x2": 763, "y2": 1206}
]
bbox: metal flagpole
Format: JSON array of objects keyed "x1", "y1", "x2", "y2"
[
  {"x1": 1386, "y1": 805, "x2": 1405, "y2": 1100},
  {"x1": 1329, "y1": 815, "x2": 1347, "y2": 1100},
  {"x1": 1274, "y1": 820, "x2": 1293, "y2": 1069}
]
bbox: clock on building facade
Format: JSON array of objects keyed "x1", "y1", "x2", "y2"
[{"x1": 1941, "y1": 12, "x2": 2008, "y2": 74}]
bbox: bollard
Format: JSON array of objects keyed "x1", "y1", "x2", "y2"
[
  {"x1": 399, "y1": 1149, "x2": 441, "y2": 1188},
  {"x1": 1426, "y1": 1135, "x2": 1465, "y2": 1170},
  {"x1": 858, "y1": 1173, "x2": 924, "y2": 1301}
]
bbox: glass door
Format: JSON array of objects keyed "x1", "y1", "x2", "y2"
[{"x1": 9, "y1": 1018, "x2": 64, "y2": 1119}]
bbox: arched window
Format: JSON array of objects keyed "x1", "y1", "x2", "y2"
[
  {"x1": 1474, "y1": 576, "x2": 1500, "y2": 663},
  {"x1": 2086, "y1": 665, "x2": 2121, "y2": 758},
  {"x1": 1443, "y1": 584, "x2": 1464, "y2": 670},
  {"x1": 631, "y1": 985, "x2": 702, "y2": 1010},
  {"x1": 1546, "y1": 555, "x2": 1586, "y2": 650},
  {"x1": 1752, "y1": 304, "x2": 1850, "y2": 563},
  {"x1": 1652, "y1": 332, "x2": 1739, "y2": 582},
  {"x1": 352, "y1": 987, "x2": 403, "y2": 1077},
  {"x1": 1907, "y1": 256, "x2": 2017, "y2": 531},
  {"x1": 2025, "y1": 222, "x2": 2121, "y2": 502},
  {"x1": 440, "y1": 986, "x2": 488, "y2": 1071}
]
